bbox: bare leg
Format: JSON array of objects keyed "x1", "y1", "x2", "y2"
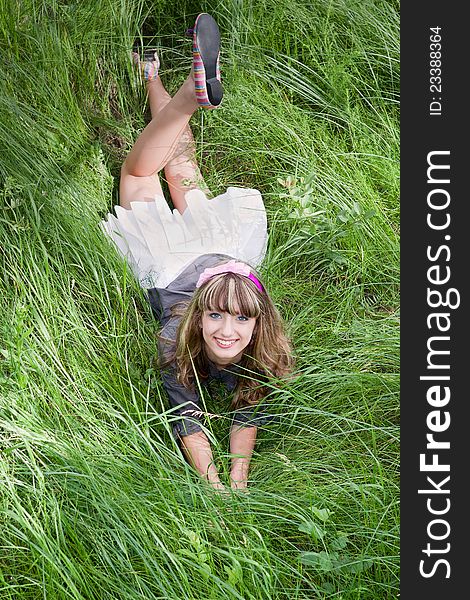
[
  {"x1": 165, "y1": 126, "x2": 212, "y2": 211},
  {"x1": 146, "y1": 78, "x2": 212, "y2": 212},
  {"x1": 119, "y1": 74, "x2": 199, "y2": 211}
]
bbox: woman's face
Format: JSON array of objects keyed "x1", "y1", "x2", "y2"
[{"x1": 201, "y1": 307, "x2": 257, "y2": 367}]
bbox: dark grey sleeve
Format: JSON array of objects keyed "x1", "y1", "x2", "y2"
[
  {"x1": 158, "y1": 316, "x2": 205, "y2": 439},
  {"x1": 232, "y1": 400, "x2": 277, "y2": 428},
  {"x1": 161, "y1": 365, "x2": 205, "y2": 438}
]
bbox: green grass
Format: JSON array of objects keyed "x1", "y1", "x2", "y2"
[{"x1": 1, "y1": 0, "x2": 399, "y2": 598}]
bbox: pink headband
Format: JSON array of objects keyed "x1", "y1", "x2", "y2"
[{"x1": 196, "y1": 260, "x2": 265, "y2": 293}]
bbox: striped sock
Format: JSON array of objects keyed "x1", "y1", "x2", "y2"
[{"x1": 132, "y1": 51, "x2": 160, "y2": 81}]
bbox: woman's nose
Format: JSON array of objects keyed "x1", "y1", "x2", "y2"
[{"x1": 219, "y1": 315, "x2": 235, "y2": 336}]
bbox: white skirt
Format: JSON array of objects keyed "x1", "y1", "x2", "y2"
[{"x1": 100, "y1": 186, "x2": 268, "y2": 289}]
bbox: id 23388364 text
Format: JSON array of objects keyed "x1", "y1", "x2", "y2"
[{"x1": 429, "y1": 26, "x2": 442, "y2": 117}]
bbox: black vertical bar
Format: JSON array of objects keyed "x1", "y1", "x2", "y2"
[{"x1": 401, "y1": 2, "x2": 466, "y2": 597}]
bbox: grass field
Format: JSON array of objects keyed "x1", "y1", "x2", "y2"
[{"x1": 0, "y1": 0, "x2": 399, "y2": 598}]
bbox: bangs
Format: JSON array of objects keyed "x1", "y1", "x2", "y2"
[{"x1": 197, "y1": 273, "x2": 262, "y2": 318}]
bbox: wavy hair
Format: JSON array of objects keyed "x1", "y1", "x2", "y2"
[{"x1": 160, "y1": 267, "x2": 294, "y2": 409}]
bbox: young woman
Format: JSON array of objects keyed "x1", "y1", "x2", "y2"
[{"x1": 102, "y1": 14, "x2": 294, "y2": 492}]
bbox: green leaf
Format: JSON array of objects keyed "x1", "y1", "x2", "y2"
[
  {"x1": 330, "y1": 554, "x2": 373, "y2": 573},
  {"x1": 347, "y1": 558, "x2": 374, "y2": 574},
  {"x1": 199, "y1": 561, "x2": 212, "y2": 580},
  {"x1": 224, "y1": 563, "x2": 243, "y2": 586},
  {"x1": 186, "y1": 530, "x2": 202, "y2": 548},
  {"x1": 176, "y1": 548, "x2": 198, "y2": 560},
  {"x1": 298, "y1": 520, "x2": 326, "y2": 542},
  {"x1": 331, "y1": 533, "x2": 349, "y2": 550},
  {"x1": 300, "y1": 551, "x2": 335, "y2": 572},
  {"x1": 352, "y1": 201, "x2": 362, "y2": 215},
  {"x1": 311, "y1": 507, "x2": 333, "y2": 522},
  {"x1": 305, "y1": 208, "x2": 323, "y2": 218}
]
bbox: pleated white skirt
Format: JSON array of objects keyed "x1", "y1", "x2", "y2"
[{"x1": 100, "y1": 186, "x2": 268, "y2": 289}]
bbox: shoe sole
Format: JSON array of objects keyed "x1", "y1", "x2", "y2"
[{"x1": 194, "y1": 14, "x2": 223, "y2": 106}]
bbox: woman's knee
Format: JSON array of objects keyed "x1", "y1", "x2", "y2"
[{"x1": 119, "y1": 165, "x2": 164, "y2": 207}]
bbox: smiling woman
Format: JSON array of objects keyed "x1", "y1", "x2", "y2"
[{"x1": 100, "y1": 13, "x2": 294, "y2": 491}]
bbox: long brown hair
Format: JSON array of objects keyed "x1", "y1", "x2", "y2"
[{"x1": 160, "y1": 267, "x2": 294, "y2": 409}]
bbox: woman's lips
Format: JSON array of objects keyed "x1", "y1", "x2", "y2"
[{"x1": 214, "y1": 337, "x2": 239, "y2": 349}]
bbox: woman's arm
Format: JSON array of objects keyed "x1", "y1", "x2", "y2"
[
  {"x1": 180, "y1": 430, "x2": 225, "y2": 491},
  {"x1": 229, "y1": 424, "x2": 257, "y2": 490}
]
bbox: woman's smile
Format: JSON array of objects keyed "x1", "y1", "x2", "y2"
[{"x1": 214, "y1": 336, "x2": 239, "y2": 348}]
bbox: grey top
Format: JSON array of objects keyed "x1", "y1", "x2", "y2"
[{"x1": 147, "y1": 253, "x2": 272, "y2": 438}]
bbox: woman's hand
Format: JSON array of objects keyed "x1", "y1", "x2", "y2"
[
  {"x1": 180, "y1": 430, "x2": 223, "y2": 486},
  {"x1": 229, "y1": 472, "x2": 249, "y2": 491}
]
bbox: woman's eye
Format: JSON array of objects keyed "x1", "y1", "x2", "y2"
[
  {"x1": 209, "y1": 312, "x2": 221, "y2": 319},
  {"x1": 237, "y1": 315, "x2": 249, "y2": 322}
]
